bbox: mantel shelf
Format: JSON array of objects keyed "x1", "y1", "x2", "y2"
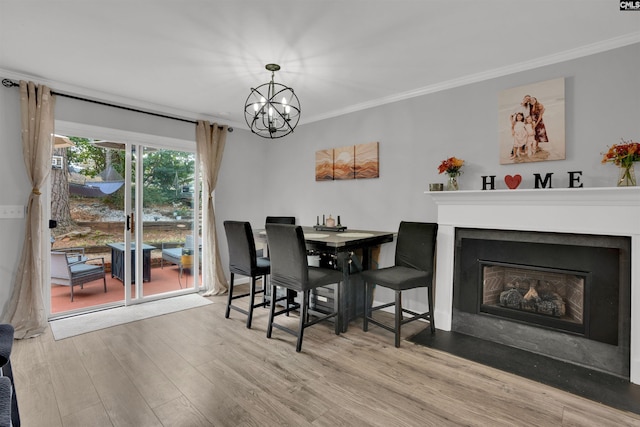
[{"x1": 426, "y1": 187, "x2": 640, "y2": 207}]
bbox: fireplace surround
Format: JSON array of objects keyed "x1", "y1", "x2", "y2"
[
  {"x1": 453, "y1": 227, "x2": 630, "y2": 377},
  {"x1": 428, "y1": 187, "x2": 640, "y2": 383}
]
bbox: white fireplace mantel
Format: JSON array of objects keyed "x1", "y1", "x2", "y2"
[{"x1": 427, "y1": 187, "x2": 640, "y2": 383}]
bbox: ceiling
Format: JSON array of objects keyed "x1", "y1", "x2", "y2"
[{"x1": 1, "y1": 1, "x2": 639, "y2": 131}]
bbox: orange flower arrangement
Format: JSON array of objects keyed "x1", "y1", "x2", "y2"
[
  {"x1": 438, "y1": 156, "x2": 465, "y2": 176},
  {"x1": 601, "y1": 139, "x2": 640, "y2": 168}
]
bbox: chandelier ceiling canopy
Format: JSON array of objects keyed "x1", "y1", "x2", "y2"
[{"x1": 244, "y1": 64, "x2": 301, "y2": 139}]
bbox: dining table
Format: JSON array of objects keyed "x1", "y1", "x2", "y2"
[{"x1": 256, "y1": 226, "x2": 395, "y2": 332}]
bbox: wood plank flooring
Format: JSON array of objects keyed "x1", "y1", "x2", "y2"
[{"x1": 11, "y1": 289, "x2": 640, "y2": 426}]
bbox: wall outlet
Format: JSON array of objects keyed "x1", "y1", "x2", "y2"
[{"x1": 0, "y1": 205, "x2": 25, "y2": 219}]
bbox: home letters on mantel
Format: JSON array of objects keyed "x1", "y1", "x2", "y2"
[{"x1": 481, "y1": 171, "x2": 583, "y2": 190}]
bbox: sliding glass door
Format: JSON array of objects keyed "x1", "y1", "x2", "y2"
[
  {"x1": 134, "y1": 144, "x2": 200, "y2": 300},
  {"x1": 50, "y1": 136, "x2": 200, "y2": 317}
]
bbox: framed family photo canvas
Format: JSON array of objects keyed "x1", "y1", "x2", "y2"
[{"x1": 498, "y1": 78, "x2": 565, "y2": 165}]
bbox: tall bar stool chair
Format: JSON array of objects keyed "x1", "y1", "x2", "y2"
[
  {"x1": 262, "y1": 216, "x2": 296, "y2": 304},
  {"x1": 361, "y1": 221, "x2": 438, "y2": 347},
  {"x1": 265, "y1": 216, "x2": 295, "y2": 226},
  {"x1": 224, "y1": 221, "x2": 271, "y2": 328},
  {"x1": 257, "y1": 216, "x2": 295, "y2": 258},
  {"x1": 266, "y1": 224, "x2": 343, "y2": 352}
]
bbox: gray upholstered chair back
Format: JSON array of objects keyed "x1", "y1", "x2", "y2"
[
  {"x1": 224, "y1": 221, "x2": 259, "y2": 277},
  {"x1": 265, "y1": 216, "x2": 295, "y2": 226},
  {"x1": 266, "y1": 224, "x2": 309, "y2": 292},
  {"x1": 395, "y1": 221, "x2": 438, "y2": 273}
]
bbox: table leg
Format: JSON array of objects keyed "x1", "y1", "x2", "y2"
[{"x1": 337, "y1": 251, "x2": 351, "y2": 333}]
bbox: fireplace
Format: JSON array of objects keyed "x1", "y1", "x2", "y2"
[
  {"x1": 428, "y1": 187, "x2": 640, "y2": 383},
  {"x1": 453, "y1": 228, "x2": 629, "y2": 377}
]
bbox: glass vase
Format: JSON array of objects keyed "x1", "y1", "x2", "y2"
[
  {"x1": 446, "y1": 173, "x2": 459, "y2": 191},
  {"x1": 617, "y1": 164, "x2": 637, "y2": 187}
]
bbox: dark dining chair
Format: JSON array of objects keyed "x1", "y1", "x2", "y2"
[
  {"x1": 224, "y1": 221, "x2": 271, "y2": 328},
  {"x1": 265, "y1": 216, "x2": 295, "y2": 226},
  {"x1": 261, "y1": 216, "x2": 297, "y2": 302},
  {"x1": 256, "y1": 216, "x2": 296, "y2": 258},
  {"x1": 265, "y1": 224, "x2": 343, "y2": 352},
  {"x1": 361, "y1": 221, "x2": 438, "y2": 347}
]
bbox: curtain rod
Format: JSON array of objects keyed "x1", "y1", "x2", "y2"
[{"x1": 2, "y1": 78, "x2": 233, "y2": 132}]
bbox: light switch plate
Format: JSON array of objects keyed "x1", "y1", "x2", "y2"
[{"x1": 0, "y1": 205, "x2": 25, "y2": 219}]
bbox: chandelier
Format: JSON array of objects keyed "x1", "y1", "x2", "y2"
[{"x1": 244, "y1": 64, "x2": 301, "y2": 139}]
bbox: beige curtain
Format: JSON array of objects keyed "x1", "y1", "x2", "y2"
[
  {"x1": 2, "y1": 81, "x2": 55, "y2": 339},
  {"x1": 196, "y1": 121, "x2": 229, "y2": 295}
]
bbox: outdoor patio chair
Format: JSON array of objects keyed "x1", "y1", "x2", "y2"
[
  {"x1": 51, "y1": 251, "x2": 107, "y2": 302},
  {"x1": 54, "y1": 247, "x2": 87, "y2": 262},
  {"x1": 161, "y1": 235, "x2": 202, "y2": 287},
  {"x1": 161, "y1": 235, "x2": 200, "y2": 269}
]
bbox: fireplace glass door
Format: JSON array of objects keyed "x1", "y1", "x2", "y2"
[{"x1": 480, "y1": 261, "x2": 588, "y2": 335}]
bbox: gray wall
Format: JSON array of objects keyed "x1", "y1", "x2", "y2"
[
  {"x1": 0, "y1": 82, "x2": 28, "y2": 315},
  {"x1": 216, "y1": 43, "x2": 640, "y2": 311},
  {"x1": 219, "y1": 43, "x2": 640, "y2": 234},
  {"x1": 1, "y1": 43, "x2": 639, "y2": 317}
]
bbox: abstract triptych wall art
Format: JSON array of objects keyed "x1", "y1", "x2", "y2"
[{"x1": 315, "y1": 142, "x2": 379, "y2": 181}]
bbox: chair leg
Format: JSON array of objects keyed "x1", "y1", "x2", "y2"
[
  {"x1": 286, "y1": 289, "x2": 293, "y2": 315},
  {"x1": 428, "y1": 284, "x2": 436, "y2": 334},
  {"x1": 395, "y1": 290, "x2": 402, "y2": 348},
  {"x1": 363, "y1": 281, "x2": 370, "y2": 332},
  {"x1": 296, "y1": 291, "x2": 310, "y2": 352},
  {"x1": 225, "y1": 273, "x2": 235, "y2": 319},
  {"x1": 102, "y1": 276, "x2": 107, "y2": 293},
  {"x1": 247, "y1": 276, "x2": 257, "y2": 329},
  {"x1": 262, "y1": 275, "x2": 268, "y2": 305},
  {"x1": 70, "y1": 284, "x2": 74, "y2": 302},
  {"x1": 266, "y1": 284, "x2": 277, "y2": 339},
  {"x1": 334, "y1": 283, "x2": 340, "y2": 336}
]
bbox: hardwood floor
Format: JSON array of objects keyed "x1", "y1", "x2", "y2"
[{"x1": 12, "y1": 289, "x2": 640, "y2": 426}]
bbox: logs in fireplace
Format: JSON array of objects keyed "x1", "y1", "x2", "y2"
[
  {"x1": 479, "y1": 261, "x2": 586, "y2": 334},
  {"x1": 500, "y1": 284, "x2": 565, "y2": 317}
]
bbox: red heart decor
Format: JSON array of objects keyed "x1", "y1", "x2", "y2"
[{"x1": 504, "y1": 174, "x2": 522, "y2": 189}]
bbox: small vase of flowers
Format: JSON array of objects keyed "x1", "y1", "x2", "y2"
[
  {"x1": 438, "y1": 156, "x2": 465, "y2": 191},
  {"x1": 601, "y1": 139, "x2": 639, "y2": 187}
]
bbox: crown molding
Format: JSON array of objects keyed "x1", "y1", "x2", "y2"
[
  {"x1": 303, "y1": 33, "x2": 640, "y2": 125},
  {"x1": 4, "y1": 32, "x2": 639, "y2": 130}
]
